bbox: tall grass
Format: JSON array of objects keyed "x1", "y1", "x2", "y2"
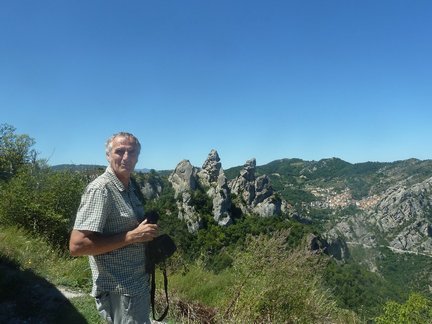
[
  {"x1": 0, "y1": 225, "x2": 90, "y2": 288},
  {"x1": 0, "y1": 225, "x2": 101, "y2": 322}
]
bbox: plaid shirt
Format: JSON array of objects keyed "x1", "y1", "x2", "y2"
[{"x1": 74, "y1": 167, "x2": 148, "y2": 297}]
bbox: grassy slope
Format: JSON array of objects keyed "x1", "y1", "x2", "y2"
[{"x1": 0, "y1": 225, "x2": 102, "y2": 323}]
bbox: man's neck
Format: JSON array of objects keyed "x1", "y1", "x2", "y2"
[{"x1": 115, "y1": 172, "x2": 131, "y2": 188}]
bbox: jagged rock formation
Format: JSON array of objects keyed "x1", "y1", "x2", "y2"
[
  {"x1": 168, "y1": 152, "x2": 233, "y2": 232},
  {"x1": 197, "y1": 150, "x2": 232, "y2": 226},
  {"x1": 168, "y1": 150, "x2": 283, "y2": 232},
  {"x1": 168, "y1": 160, "x2": 202, "y2": 232},
  {"x1": 229, "y1": 158, "x2": 282, "y2": 217},
  {"x1": 168, "y1": 159, "x2": 198, "y2": 194}
]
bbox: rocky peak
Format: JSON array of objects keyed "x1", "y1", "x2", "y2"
[
  {"x1": 229, "y1": 158, "x2": 282, "y2": 217},
  {"x1": 168, "y1": 150, "x2": 233, "y2": 231},
  {"x1": 241, "y1": 158, "x2": 256, "y2": 181},
  {"x1": 198, "y1": 149, "x2": 232, "y2": 227},
  {"x1": 168, "y1": 159, "x2": 197, "y2": 198},
  {"x1": 198, "y1": 149, "x2": 222, "y2": 185},
  {"x1": 167, "y1": 159, "x2": 201, "y2": 232}
]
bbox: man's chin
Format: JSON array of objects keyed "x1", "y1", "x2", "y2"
[{"x1": 121, "y1": 167, "x2": 133, "y2": 173}]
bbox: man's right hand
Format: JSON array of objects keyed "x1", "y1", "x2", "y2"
[{"x1": 128, "y1": 219, "x2": 159, "y2": 243}]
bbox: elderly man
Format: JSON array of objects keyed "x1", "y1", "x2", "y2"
[{"x1": 69, "y1": 132, "x2": 158, "y2": 324}]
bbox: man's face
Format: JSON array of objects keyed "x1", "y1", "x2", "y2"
[{"x1": 107, "y1": 136, "x2": 139, "y2": 180}]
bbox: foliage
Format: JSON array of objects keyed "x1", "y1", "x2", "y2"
[
  {"x1": 0, "y1": 124, "x2": 87, "y2": 249},
  {"x1": 190, "y1": 189, "x2": 213, "y2": 217},
  {"x1": 221, "y1": 230, "x2": 359, "y2": 323},
  {"x1": 375, "y1": 293, "x2": 432, "y2": 324},
  {"x1": 0, "y1": 166, "x2": 87, "y2": 249},
  {"x1": 324, "y1": 259, "x2": 405, "y2": 320},
  {"x1": 377, "y1": 247, "x2": 432, "y2": 296},
  {"x1": 0, "y1": 123, "x2": 37, "y2": 181},
  {"x1": 274, "y1": 184, "x2": 316, "y2": 206},
  {"x1": 193, "y1": 215, "x2": 312, "y2": 273}
]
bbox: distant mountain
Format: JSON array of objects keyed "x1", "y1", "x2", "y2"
[
  {"x1": 51, "y1": 164, "x2": 106, "y2": 171},
  {"x1": 51, "y1": 164, "x2": 152, "y2": 173},
  {"x1": 247, "y1": 157, "x2": 432, "y2": 202}
]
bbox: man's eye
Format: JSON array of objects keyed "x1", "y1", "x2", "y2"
[{"x1": 114, "y1": 149, "x2": 136, "y2": 156}]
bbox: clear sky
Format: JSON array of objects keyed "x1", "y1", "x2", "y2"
[{"x1": 1, "y1": 1, "x2": 431, "y2": 170}]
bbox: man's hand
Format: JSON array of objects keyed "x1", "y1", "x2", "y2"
[{"x1": 128, "y1": 219, "x2": 159, "y2": 243}]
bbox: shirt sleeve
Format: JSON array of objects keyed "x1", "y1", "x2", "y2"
[{"x1": 73, "y1": 186, "x2": 110, "y2": 233}]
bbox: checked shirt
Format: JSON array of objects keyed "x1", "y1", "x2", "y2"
[{"x1": 73, "y1": 167, "x2": 148, "y2": 297}]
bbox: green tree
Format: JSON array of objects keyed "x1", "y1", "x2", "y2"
[
  {"x1": 0, "y1": 124, "x2": 36, "y2": 181},
  {"x1": 376, "y1": 293, "x2": 432, "y2": 324},
  {"x1": 0, "y1": 166, "x2": 86, "y2": 249}
]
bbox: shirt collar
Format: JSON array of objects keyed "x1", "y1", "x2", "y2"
[{"x1": 106, "y1": 166, "x2": 131, "y2": 192}]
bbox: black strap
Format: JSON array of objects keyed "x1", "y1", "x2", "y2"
[{"x1": 150, "y1": 262, "x2": 170, "y2": 322}]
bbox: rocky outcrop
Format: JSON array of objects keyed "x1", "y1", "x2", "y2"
[
  {"x1": 168, "y1": 160, "x2": 201, "y2": 232},
  {"x1": 168, "y1": 152, "x2": 233, "y2": 232},
  {"x1": 176, "y1": 191, "x2": 202, "y2": 232},
  {"x1": 168, "y1": 151, "x2": 283, "y2": 232},
  {"x1": 197, "y1": 150, "x2": 232, "y2": 226},
  {"x1": 168, "y1": 160, "x2": 198, "y2": 196},
  {"x1": 372, "y1": 177, "x2": 432, "y2": 252},
  {"x1": 229, "y1": 158, "x2": 282, "y2": 217}
]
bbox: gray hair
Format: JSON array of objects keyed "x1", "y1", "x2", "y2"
[{"x1": 105, "y1": 132, "x2": 141, "y2": 156}]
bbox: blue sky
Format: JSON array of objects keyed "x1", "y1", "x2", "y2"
[{"x1": 1, "y1": 1, "x2": 431, "y2": 170}]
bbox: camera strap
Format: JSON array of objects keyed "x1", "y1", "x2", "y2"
[{"x1": 150, "y1": 262, "x2": 170, "y2": 322}]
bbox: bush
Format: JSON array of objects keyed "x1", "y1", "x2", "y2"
[
  {"x1": 221, "y1": 230, "x2": 359, "y2": 323},
  {"x1": 0, "y1": 166, "x2": 86, "y2": 249},
  {"x1": 375, "y1": 293, "x2": 432, "y2": 324}
]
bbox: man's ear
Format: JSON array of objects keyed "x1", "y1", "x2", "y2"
[{"x1": 106, "y1": 152, "x2": 111, "y2": 162}]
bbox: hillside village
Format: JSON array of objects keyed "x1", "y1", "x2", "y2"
[{"x1": 309, "y1": 187, "x2": 381, "y2": 210}]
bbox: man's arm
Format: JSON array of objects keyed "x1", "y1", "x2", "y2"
[{"x1": 69, "y1": 220, "x2": 158, "y2": 256}]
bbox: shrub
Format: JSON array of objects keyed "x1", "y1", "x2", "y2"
[
  {"x1": 221, "y1": 230, "x2": 359, "y2": 323},
  {"x1": 375, "y1": 293, "x2": 432, "y2": 324},
  {"x1": 0, "y1": 166, "x2": 86, "y2": 249}
]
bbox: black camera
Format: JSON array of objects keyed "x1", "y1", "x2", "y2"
[{"x1": 145, "y1": 211, "x2": 159, "y2": 224}]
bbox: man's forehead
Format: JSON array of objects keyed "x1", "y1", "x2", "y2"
[{"x1": 112, "y1": 136, "x2": 136, "y2": 146}]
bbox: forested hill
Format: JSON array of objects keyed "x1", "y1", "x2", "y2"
[{"x1": 232, "y1": 157, "x2": 432, "y2": 202}]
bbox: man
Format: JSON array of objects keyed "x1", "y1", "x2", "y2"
[{"x1": 69, "y1": 132, "x2": 158, "y2": 324}]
